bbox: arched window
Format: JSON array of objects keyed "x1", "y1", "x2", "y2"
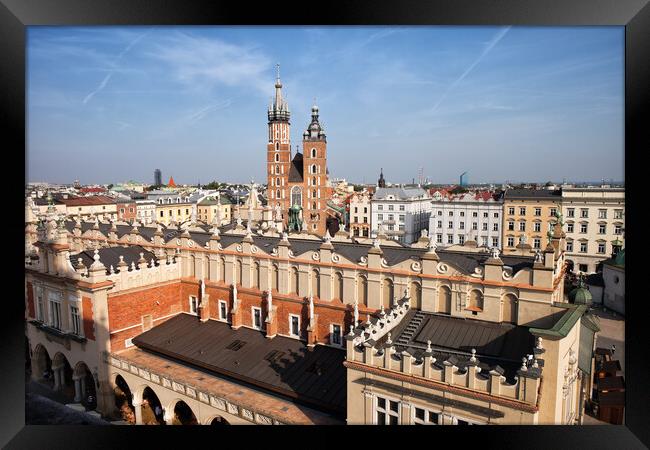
[
  {"x1": 311, "y1": 148, "x2": 317, "y2": 158},
  {"x1": 235, "y1": 260, "x2": 242, "y2": 286},
  {"x1": 410, "y1": 281, "x2": 422, "y2": 309},
  {"x1": 468, "y1": 290, "x2": 484, "y2": 311},
  {"x1": 276, "y1": 189, "x2": 281, "y2": 200},
  {"x1": 276, "y1": 177, "x2": 280, "y2": 187},
  {"x1": 357, "y1": 275, "x2": 368, "y2": 306},
  {"x1": 502, "y1": 294, "x2": 517, "y2": 324},
  {"x1": 382, "y1": 278, "x2": 393, "y2": 309},
  {"x1": 311, "y1": 269, "x2": 320, "y2": 298},
  {"x1": 275, "y1": 142, "x2": 279, "y2": 151},
  {"x1": 291, "y1": 267, "x2": 299, "y2": 294},
  {"x1": 274, "y1": 153, "x2": 279, "y2": 162},
  {"x1": 312, "y1": 202, "x2": 317, "y2": 210},
  {"x1": 219, "y1": 257, "x2": 226, "y2": 282},
  {"x1": 438, "y1": 285, "x2": 451, "y2": 314},
  {"x1": 275, "y1": 165, "x2": 280, "y2": 175},
  {"x1": 252, "y1": 262, "x2": 260, "y2": 288},
  {"x1": 291, "y1": 186, "x2": 302, "y2": 207},
  {"x1": 312, "y1": 176, "x2": 316, "y2": 186},
  {"x1": 311, "y1": 164, "x2": 317, "y2": 174},
  {"x1": 272, "y1": 264, "x2": 279, "y2": 292},
  {"x1": 333, "y1": 272, "x2": 343, "y2": 301}
]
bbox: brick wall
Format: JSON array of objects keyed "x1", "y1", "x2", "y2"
[{"x1": 82, "y1": 296, "x2": 95, "y2": 340}]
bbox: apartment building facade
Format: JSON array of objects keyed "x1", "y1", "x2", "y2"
[{"x1": 371, "y1": 187, "x2": 432, "y2": 244}]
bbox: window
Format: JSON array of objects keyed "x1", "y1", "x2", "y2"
[
  {"x1": 378, "y1": 214, "x2": 384, "y2": 221},
  {"x1": 580, "y1": 209, "x2": 589, "y2": 218},
  {"x1": 579, "y1": 264, "x2": 588, "y2": 273},
  {"x1": 219, "y1": 300, "x2": 228, "y2": 321},
  {"x1": 493, "y1": 223, "x2": 499, "y2": 231},
  {"x1": 482, "y1": 223, "x2": 488, "y2": 231},
  {"x1": 311, "y1": 148, "x2": 317, "y2": 158},
  {"x1": 614, "y1": 210, "x2": 623, "y2": 219},
  {"x1": 399, "y1": 214, "x2": 405, "y2": 222},
  {"x1": 458, "y1": 235, "x2": 465, "y2": 245},
  {"x1": 120, "y1": 208, "x2": 125, "y2": 214},
  {"x1": 331, "y1": 324, "x2": 342, "y2": 346},
  {"x1": 472, "y1": 212, "x2": 478, "y2": 217},
  {"x1": 508, "y1": 207, "x2": 515, "y2": 215},
  {"x1": 437, "y1": 221, "x2": 442, "y2": 228},
  {"x1": 566, "y1": 241, "x2": 573, "y2": 252},
  {"x1": 519, "y1": 222, "x2": 526, "y2": 231},
  {"x1": 534, "y1": 208, "x2": 541, "y2": 216},
  {"x1": 460, "y1": 211, "x2": 465, "y2": 217},
  {"x1": 580, "y1": 242, "x2": 588, "y2": 253},
  {"x1": 598, "y1": 209, "x2": 607, "y2": 219},
  {"x1": 533, "y1": 238, "x2": 541, "y2": 249},
  {"x1": 189, "y1": 296, "x2": 198, "y2": 315},
  {"x1": 508, "y1": 221, "x2": 514, "y2": 231},
  {"x1": 388, "y1": 205, "x2": 394, "y2": 211},
  {"x1": 375, "y1": 396, "x2": 400, "y2": 425},
  {"x1": 447, "y1": 221, "x2": 453, "y2": 228},
  {"x1": 507, "y1": 237, "x2": 515, "y2": 247},
  {"x1": 436, "y1": 234, "x2": 443, "y2": 243},
  {"x1": 252, "y1": 307, "x2": 262, "y2": 330},
  {"x1": 598, "y1": 224, "x2": 606, "y2": 234},
  {"x1": 364, "y1": 207, "x2": 368, "y2": 213},
  {"x1": 598, "y1": 242, "x2": 606, "y2": 254},
  {"x1": 399, "y1": 205, "x2": 405, "y2": 211},
  {"x1": 534, "y1": 222, "x2": 541, "y2": 232},
  {"x1": 378, "y1": 205, "x2": 383, "y2": 211},
  {"x1": 448, "y1": 211, "x2": 453, "y2": 216},
  {"x1": 550, "y1": 208, "x2": 557, "y2": 217},
  {"x1": 580, "y1": 223, "x2": 587, "y2": 233},
  {"x1": 492, "y1": 237, "x2": 499, "y2": 248},
  {"x1": 494, "y1": 212, "x2": 499, "y2": 218},
  {"x1": 567, "y1": 223, "x2": 574, "y2": 233},
  {"x1": 48, "y1": 291, "x2": 62, "y2": 330},
  {"x1": 388, "y1": 214, "x2": 394, "y2": 221},
  {"x1": 413, "y1": 406, "x2": 440, "y2": 425},
  {"x1": 437, "y1": 210, "x2": 442, "y2": 216},
  {"x1": 160, "y1": 211, "x2": 164, "y2": 218},
  {"x1": 472, "y1": 222, "x2": 478, "y2": 230},
  {"x1": 363, "y1": 217, "x2": 368, "y2": 224},
  {"x1": 447, "y1": 235, "x2": 454, "y2": 244},
  {"x1": 567, "y1": 208, "x2": 575, "y2": 217},
  {"x1": 614, "y1": 225, "x2": 622, "y2": 235},
  {"x1": 459, "y1": 222, "x2": 464, "y2": 230},
  {"x1": 519, "y1": 207, "x2": 526, "y2": 215},
  {"x1": 70, "y1": 305, "x2": 82, "y2": 335},
  {"x1": 35, "y1": 287, "x2": 44, "y2": 321},
  {"x1": 399, "y1": 224, "x2": 405, "y2": 231},
  {"x1": 289, "y1": 314, "x2": 300, "y2": 337}
]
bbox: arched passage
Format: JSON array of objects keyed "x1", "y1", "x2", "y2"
[
  {"x1": 141, "y1": 386, "x2": 165, "y2": 425},
  {"x1": 438, "y1": 285, "x2": 452, "y2": 314},
  {"x1": 468, "y1": 289, "x2": 484, "y2": 311},
  {"x1": 208, "y1": 415, "x2": 231, "y2": 425},
  {"x1": 32, "y1": 344, "x2": 52, "y2": 387},
  {"x1": 171, "y1": 400, "x2": 198, "y2": 425},
  {"x1": 73, "y1": 361, "x2": 97, "y2": 409},
  {"x1": 52, "y1": 352, "x2": 74, "y2": 401},
  {"x1": 114, "y1": 374, "x2": 135, "y2": 424}
]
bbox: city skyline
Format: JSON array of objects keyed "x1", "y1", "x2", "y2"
[{"x1": 27, "y1": 26, "x2": 624, "y2": 185}]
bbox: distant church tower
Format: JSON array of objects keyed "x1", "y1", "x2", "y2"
[
  {"x1": 378, "y1": 168, "x2": 386, "y2": 188},
  {"x1": 266, "y1": 65, "x2": 332, "y2": 236}
]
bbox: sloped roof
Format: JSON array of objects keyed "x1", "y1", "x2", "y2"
[
  {"x1": 288, "y1": 152, "x2": 304, "y2": 183},
  {"x1": 373, "y1": 187, "x2": 428, "y2": 201}
]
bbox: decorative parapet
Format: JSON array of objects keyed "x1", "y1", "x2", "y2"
[
  {"x1": 108, "y1": 353, "x2": 284, "y2": 425},
  {"x1": 351, "y1": 296, "x2": 411, "y2": 346},
  {"x1": 106, "y1": 255, "x2": 181, "y2": 292}
]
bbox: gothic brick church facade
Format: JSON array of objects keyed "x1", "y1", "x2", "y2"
[{"x1": 266, "y1": 67, "x2": 332, "y2": 236}]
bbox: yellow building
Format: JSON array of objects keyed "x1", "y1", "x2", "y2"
[
  {"x1": 155, "y1": 201, "x2": 194, "y2": 226},
  {"x1": 196, "y1": 196, "x2": 232, "y2": 225},
  {"x1": 502, "y1": 189, "x2": 562, "y2": 254}
]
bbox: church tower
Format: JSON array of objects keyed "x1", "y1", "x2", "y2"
[
  {"x1": 302, "y1": 103, "x2": 331, "y2": 235},
  {"x1": 267, "y1": 64, "x2": 292, "y2": 219}
]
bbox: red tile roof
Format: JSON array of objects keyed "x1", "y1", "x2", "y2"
[{"x1": 59, "y1": 195, "x2": 116, "y2": 206}]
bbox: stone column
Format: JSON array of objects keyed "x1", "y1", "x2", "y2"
[
  {"x1": 80, "y1": 376, "x2": 87, "y2": 400},
  {"x1": 164, "y1": 408, "x2": 174, "y2": 425},
  {"x1": 73, "y1": 375, "x2": 82, "y2": 402},
  {"x1": 132, "y1": 398, "x2": 143, "y2": 425},
  {"x1": 52, "y1": 365, "x2": 62, "y2": 390}
]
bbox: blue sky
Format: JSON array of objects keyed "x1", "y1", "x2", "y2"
[{"x1": 27, "y1": 26, "x2": 624, "y2": 185}]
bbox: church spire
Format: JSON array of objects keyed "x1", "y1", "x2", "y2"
[
  {"x1": 378, "y1": 168, "x2": 386, "y2": 188},
  {"x1": 268, "y1": 63, "x2": 290, "y2": 123}
]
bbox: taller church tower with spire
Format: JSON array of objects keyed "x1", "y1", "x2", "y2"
[{"x1": 266, "y1": 66, "x2": 332, "y2": 236}]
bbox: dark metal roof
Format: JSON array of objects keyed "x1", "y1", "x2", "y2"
[
  {"x1": 132, "y1": 313, "x2": 346, "y2": 415},
  {"x1": 390, "y1": 311, "x2": 535, "y2": 380},
  {"x1": 288, "y1": 152, "x2": 304, "y2": 183},
  {"x1": 504, "y1": 189, "x2": 562, "y2": 200},
  {"x1": 71, "y1": 245, "x2": 157, "y2": 271}
]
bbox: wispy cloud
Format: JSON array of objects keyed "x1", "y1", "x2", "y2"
[
  {"x1": 82, "y1": 29, "x2": 152, "y2": 104},
  {"x1": 431, "y1": 26, "x2": 511, "y2": 113},
  {"x1": 187, "y1": 100, "x2": 232, "y2": 124}
]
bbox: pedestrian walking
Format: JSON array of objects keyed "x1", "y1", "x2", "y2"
[{"x1": 611, "y1": 344, "x2": 616, "y2": 355}]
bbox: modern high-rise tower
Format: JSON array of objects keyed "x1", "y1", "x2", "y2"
[{"x1": 154, "y1": 169, "x2": 162, "y2": 186}]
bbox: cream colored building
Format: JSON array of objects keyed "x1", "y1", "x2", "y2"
[
  {"x1": 502, "y1": 189, "x2": 562, "y2": 254},
  {"x1": 197, "y1": 196, "x2": 232, "y2": 225},
  {"x1": 155, "y1": 202, "x2": 194, "y2": 226},
  {"x1": 349, "y1": 191, "x2": 371, "y2": 239},
  {"x1": 561, "y1": 187, "x2": 625, "y2": 274}
]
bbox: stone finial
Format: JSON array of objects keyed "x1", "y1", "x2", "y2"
[
  {"x1": 491, "y1": 247, "x2": 500, "y2": 259},
  {"x1": 75, "y1": 215, "x2": 82, "y2": 227},
  {"x1": 534, "y1": 250, "x2": 543, "y2": 263},
  {"x1": 109, "y1": 265, "x2": 115, "y2": 274},
  {"x1": 353, "y1": 299, "x2": 359, "y2": 327},
  {"x1": 372, "y1": 238, "x2": 380, "y2": 249},
  {"x1": 324, "y1": 228, "x2": 332, "y2": 243},
  {"x1": 536, "y1": 337, "x2": 543, "y2": 350},
  {"x1": 428, "y1": 235, "x2": 437, "y2": 251},
  {"x1": 93, "y1": 249, "x2": 100, "y2": 262},
  {"x1": 348, "y1": 325, "x2": 355, "y2": 336},
  {"x1": 532, "y1": 359, "x2": 539, "y2": 369},
  {"x1": 130, "y1": 261, "x2": 136, "y2": 271},
  {"x1": 470, "y1": 348, "x2": 477, "y2": 363},
  {"x1": 282, "y1": 232, "x2": 289, "y2": 242},
  {"x1": 76, "y1": 257, "x2": 85, "y2": 270},
  {"x1": 520, "y1": 357, "x2": 528, "y2": 371},
  {"x1": 386, "y1": 332, "x2": 392, "y2": 345},
  {"x1": 379, "y1": 304, "x2": 385, "y2": 317},
  {"x1": 138, "y1": 252, "x2": 146, "y2": 263},
  {"x1": 236, "y1": 216, "x2": 243, "y2": 228},
  {"x1": 426, "y1": 340, "x2": 432, "y2": 353},
  {"x1": 421, "y1": 229, "x2": 428, "y2": 238}
]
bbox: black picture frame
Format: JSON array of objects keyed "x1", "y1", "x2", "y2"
[{"x1": 3, "y1": 0, "x2": 647, "y2": 447}]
